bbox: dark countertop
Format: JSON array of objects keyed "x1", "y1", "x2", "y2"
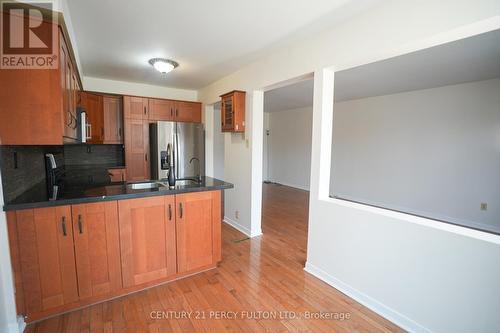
[{"x1": 4, "y1": 177, "x2": 233, "y2": 211}]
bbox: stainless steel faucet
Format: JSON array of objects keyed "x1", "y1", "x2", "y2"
[{"x1": 189, "y1": 157, "x2": 202, "y2": 183}]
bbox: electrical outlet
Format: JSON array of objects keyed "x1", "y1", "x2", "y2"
[
  {"x1": 235, "y1": 210, "x2": 239, "y2": 219},
  {"x1": 480, "y1": 203, "x2": 488, "y2": 211}
]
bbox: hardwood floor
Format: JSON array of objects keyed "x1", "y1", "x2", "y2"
[{"x1": 27, "y1": 184, "x2": 404, "y2": 333}]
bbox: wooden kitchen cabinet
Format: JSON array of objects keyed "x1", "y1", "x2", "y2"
[
  {"x1": 71, "y1": 202, "x2": 122, "y2": 299},
  {"x1": 220, "y1": 90, "x2": 245, "y2": 132},
  {"x1": 79, "y1": 92, "x2": 104, "y2": 143},
  {"x1": 118, "y1": 195, "x2": 177, "y2": 287},
  {"x1": 7, "y1": 190, "x2": 222, "y2": 322},
  {"x1": 123, "y1": 96, "x2": 149, "y2": 120},
  {"x1": 175, "y1": 101, "x2": 202, "y2": 123},
  {"x1": 176, "y1": 191, "x2": 221, "y2": 272},
  {"x1": 103, "y1": 96, "x2": 124, "y2": 144},
  {"x1": 8, "y1": 207, "x2": 79, "y2": 319},
  {"x1": 149, "y1": 98, "x2": 175, "y2": 121},
  {"x1": 108, "y1": 168, "x2": 126, "y2": 182},
  {"x1": 0, "y1": 15, "x2": 81, "y2": 145},
  {"x1": 124, "y1": 118, "x2": 150, "y2": 181}
]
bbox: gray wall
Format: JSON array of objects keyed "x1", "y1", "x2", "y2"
[{"x1": 330, "y1": 77, "x2": 500, "y2": 233}]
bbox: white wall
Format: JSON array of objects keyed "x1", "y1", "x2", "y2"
[
  {"x1": 198, "y1": 0, "x2": 500, "y2": 332},
  {"x1": 83, "y1": 77, "x2": 198, "y2": 101},
  {"x1": 213, "y1": 103, "x2": 225, "y2": 180},
  {"x1": 331, "y1": 77, "x2": 500, "y2": 233},
  {"x1": 265, "y1": 107, "x2": 313, "y2": 190}
]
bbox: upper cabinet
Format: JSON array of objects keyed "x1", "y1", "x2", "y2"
[
  {"x1": 175, "y1": 101, "x2": 202, "y2": 123},
  {"x1": 220, "y1": 90, "x2": 245, "y2": 132},
  {"x1": 127, "y1": 96, "x2": 201, "y2": 123},
  {"x1": 79, "y1": 93, "x2": 123, "y2": 144},
  {"x1": 149, "y1": 98, "x2": 175, "y2": 121},
  {"x1": 0, "y1": 15, "x2": 82, "y2": 145},
  {"x1": 80, "y1": 92, "x2": 103, "y2": 143},
  {"x1": 103, "y1": 96, "x2": 124, "y2": 144},
  {"x1": 123, "y1": 96, "x2": 148, "y2": 120}
]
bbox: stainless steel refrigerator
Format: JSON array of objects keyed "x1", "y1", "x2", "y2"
[{"x1": 150, "y1": 121, "x2": 205, "y2": 181}]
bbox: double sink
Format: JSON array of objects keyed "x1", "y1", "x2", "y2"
[{"x1": 127, "y1": 178, "x2": 201, "y2": 190}]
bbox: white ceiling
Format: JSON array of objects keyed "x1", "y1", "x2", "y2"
[
  {"x1": 264, "y1": 79, "x2": 313, "y2": 112},
  {"x1": 66, "y1": 0, "x2": 382, "y2": 89},
  {"x1": 335, "y1": 28, "x2": 500, "y2": 102}
]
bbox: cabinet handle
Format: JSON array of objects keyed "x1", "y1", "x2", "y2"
[
  {"x1": 168, "y1": 204, "x2": 172, "y2": 221},
  {"x1": 179, "y1": 202, "x2": 183, "y2": 219},
  {"x1": 61, "y1": 216, "x2": 67, "y2": 236},
  {"x1": 176, "y1": 109, "x2": 179, "y2": 117},
  {"x1": 78, "y1": 214, "x2": 84, "y2": 234},
  {"x1": 144, "y1": 106, "x2": 146, "y2": 115},
  {"x1": 145, "y1": 153, "x2": 147, "y2": 162}
]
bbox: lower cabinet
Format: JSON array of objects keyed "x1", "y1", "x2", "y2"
[
  {"x1": 71, "y1": 202, "x2": 122, "y2": 299},
  {"x1": 176, "y1": 191, "x2": 219, "y2": 273},
  {"x1": 8, "y1": 207, "x2": 79, "y2": 317},
  {"x1": 7, "y1": 191, "x2": 222, "y2": 322},
  {"x1": 118, "y1": 195, "x2": 177, "y2": 287}
]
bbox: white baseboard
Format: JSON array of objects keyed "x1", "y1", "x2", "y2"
[
  {"x1": 265, "y1": 180, "x2": 309, "y2": 191},
  {"x1": 304, "y1": 262, "x2": 431, "y2": 333},
  {"x1": 223, "y1": 217, "x2": 262, "y2": 238}
]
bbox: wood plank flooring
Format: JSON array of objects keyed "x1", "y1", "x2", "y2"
[{"x1": 27, "y1": 184, "x2": 404, "y2": 333}]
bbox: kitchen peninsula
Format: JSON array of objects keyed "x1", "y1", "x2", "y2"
[{"x1": 5, "y1": 177, "x2": 233, "y2": 322}]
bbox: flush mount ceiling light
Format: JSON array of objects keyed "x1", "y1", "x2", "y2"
[{"x1": 148, "y1": 58, "x2": 179, "y2": 74}]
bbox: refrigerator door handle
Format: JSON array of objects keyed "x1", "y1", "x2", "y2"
[{"x1": 175, "y1": 124, "x2": 180, "y2": 179}]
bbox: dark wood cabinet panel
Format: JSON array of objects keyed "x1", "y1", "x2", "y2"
[
  {"x1": 118, "y1": 196, "x2": 177, "y2": 287},
  {"x1": 103, "y1": 96, "x2": 123, "y2": 144},
  {"x1": 123, "y1": 96, "x2": 148, "y2": 120},
  {"x1": 124, "y1": 119, "x2": 149, "y2": 181},
  {"x1": 149, "y1": 98, "x2": 175, "y2": 121},
  {"x1": 71, "y1": 202, "x2": 122, "y2": 299}
]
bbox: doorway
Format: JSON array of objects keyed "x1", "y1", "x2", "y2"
[{"x1": 261, "y1": 77, "x2": 314, "y2": 249}]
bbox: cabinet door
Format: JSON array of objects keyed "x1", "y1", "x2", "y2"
[
  {"x1": 123, "y1": 96, "x2": 148, "y2": 120},
  {"x1": 103, "y1": 96, "x2": 123, "y2": 144},
  {"x1": 71, "y1": 202, "x2": 122, "y2": 299},
  {"x1": 108, "y1": 168, "x2": 126, "y2": 182},
  {"x1": 124, "y1": 118, "x2": 149, "y2": 181},
  {"x1": 176, "y1": 191, "x2": 219, "y2": 273},
  {"x1": 221, "y1": 95, "x2": 234, "y2": 131},
  {"x1": 80, "y1": 92, "x2": 104, "y2": 143},
  {"x1": 118, "y1": 196, "x2": 177, "y2": 287},
  {"x1": 149, "y1": 98, "x2": 175, "y2": 121},
  {"x1": 175, "y1": 101, "x2": 202, "y2": 123},
  {"x1": 13, "y1": 207, "x2": 78, "y2": 318}
]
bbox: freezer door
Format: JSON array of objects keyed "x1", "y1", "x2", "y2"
[
  {"x1": 175, "y1": 122, "x2": 205, "y2": 180},
  {"x1": 151, "y1": 121, "x2": 175, "y2": 180}
]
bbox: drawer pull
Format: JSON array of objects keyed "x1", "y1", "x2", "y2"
[
  {"x1": 179, "y1": 203, "x2": 183, "y2": 219},
  {"x1": 168, "y1": 204, "x2": 172, "y2": 221},
  {"x1": 61, "y1": 216, "x2": 67, "y2": 236},
  {"x1": 78, "y1": 214, "x2": 84, "y2": 234}
]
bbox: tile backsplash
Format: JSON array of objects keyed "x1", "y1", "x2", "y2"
[
  {"x1": 0, "y1": 144, "x2": 124, "y2": 203},
  {"x1": 0, "y1": 146, "x2": 63, "y2": 202},
  {"x1": 64, "y1": 144, "x2": 124, "y2": 166}
]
